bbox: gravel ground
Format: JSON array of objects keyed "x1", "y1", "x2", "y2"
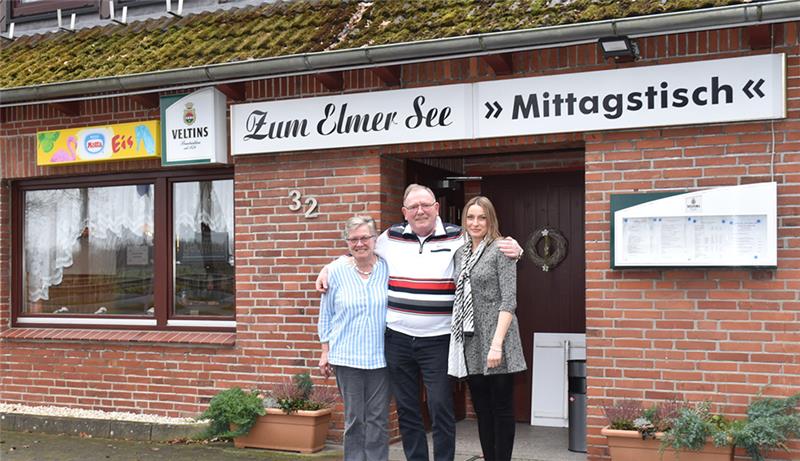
[
  {"x1": 1, "y1": 431, "x2": 344, "y2": 461},
  {"x1": 0, "y1": 403, "x2": 202, "y2": 425}
]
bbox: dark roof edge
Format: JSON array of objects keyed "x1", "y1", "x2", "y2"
[{"x1": 2, "y1": 0, "x2": 798, "y2": 106}]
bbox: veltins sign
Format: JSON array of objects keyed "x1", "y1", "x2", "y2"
[
  {"x1": 231, "y1": 53, "x2": 785, "y2": 155},
  {"x1": 161, "y1": 87, "x2": 228, "y2": 165},
  {"x1": 36, "y1": 120, "x2": 160, "y2": 166}
]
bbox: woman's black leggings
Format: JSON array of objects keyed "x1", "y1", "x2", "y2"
[{"x1": 467, "y1": 373, "x2": 516, "y2": 461}]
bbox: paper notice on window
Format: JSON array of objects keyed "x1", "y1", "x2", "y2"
[{"x1": 126, "y1": 246, "x2": 149, "y2": 266}]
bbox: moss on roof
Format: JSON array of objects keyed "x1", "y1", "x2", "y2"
[
  {"x1": 0, "y1": 0, "x2": 748, "y2": 89},
  {"x1": 336, "y1": 0, "x2": 745, "y2": 47}
]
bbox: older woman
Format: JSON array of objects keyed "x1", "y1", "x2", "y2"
[
  {"x1": 318, "y1": 215, "x2": 390, "y2": 461},
  {"x1": 448, "y1": 196, "x2": 527, "y2": 461}
]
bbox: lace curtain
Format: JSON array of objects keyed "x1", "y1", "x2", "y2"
[
  {"x1": 24, "y1": 189, "x2": 84, "y2": 302},
  {"x1": 173, "y1": 180, "x2": 234, "y2": 264},
  {"x1": 24, "y1": 185, "x2": 154, "y2": 303},
  {"x1": 86, "y1": 184, "x2": 153, "y2": 248}
]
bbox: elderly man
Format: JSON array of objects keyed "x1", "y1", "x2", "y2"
[{"x1": 317, "y1": 184, "x2": 522, "y2": 461}]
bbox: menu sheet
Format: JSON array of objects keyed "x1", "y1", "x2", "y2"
[{"x1": 621, "y1": 215, "x2": 767, "y2": 265}]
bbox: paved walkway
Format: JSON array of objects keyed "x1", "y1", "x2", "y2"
[{"x1": 389, "y1": 421, "x2": 586, "y2": 461}]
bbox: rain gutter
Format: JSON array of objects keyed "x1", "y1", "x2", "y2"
[{"x1": 1, "y1": 0, "x2": 798, "y2": 106}]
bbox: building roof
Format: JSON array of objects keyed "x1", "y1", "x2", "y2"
[{"x1": 0, "y1": 0, "x2": 751, "y2": 90}]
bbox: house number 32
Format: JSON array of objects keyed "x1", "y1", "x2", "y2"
[{"x1": 288, "y1": 190, "x2": 319, "y2": 218}]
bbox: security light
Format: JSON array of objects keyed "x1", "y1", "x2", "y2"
[{"x1": 598, "y1": 36, "x2": 638, "y2": 62}]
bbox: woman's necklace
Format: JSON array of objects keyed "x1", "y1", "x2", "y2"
[{"x1": 352, "y1": 256, "x2": 375, "y2": 276}]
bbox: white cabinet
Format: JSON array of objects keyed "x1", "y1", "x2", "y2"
[{"x1": 530, "y1": 333, "x2": 586, "y2": 427}]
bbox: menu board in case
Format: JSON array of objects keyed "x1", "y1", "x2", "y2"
[{"x1": 612, "y1": 182, "x2": 777, "y2": 268}]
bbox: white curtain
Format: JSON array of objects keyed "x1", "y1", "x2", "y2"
[
  {"x1": 24, "y1": 185, "x2": 154, "y2": 303},
  {"x1": 87, "y1": 185, "x2": 153, "y2": 249},
  {"x1": 174, "y1": 180, "x2": 234, "y2": 262},
  {"x1": 24, "y1": 189, "x2": 84, "y2": 302}
]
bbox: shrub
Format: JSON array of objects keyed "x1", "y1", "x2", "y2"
[
  {"x1": 266, "y1": 372, "x2": 338, "y2": 414},
  {"x1": 659, "y1": 401, "x2": 731, "y2": 452},
  {"x1": 727, "y1": 394, "x2": 800, "y2": 461},
  {"x1": 603, "y1": 393, "x2": 800, "y2": 460},
  {"x1": 198, "y1": 387, "x2": 265, "y2": 440}
]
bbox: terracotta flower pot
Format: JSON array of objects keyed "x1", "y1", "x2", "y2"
[
  {"x1": 233, "y1": 408, "x2": 332, "y2": 453},
  {"x1": 601, "y1": 426, "x2": 734, "y2": 461}
]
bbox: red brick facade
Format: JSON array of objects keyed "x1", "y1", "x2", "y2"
[{"x1": 1, "y1": 23, "x2": 799, "y2": 459}]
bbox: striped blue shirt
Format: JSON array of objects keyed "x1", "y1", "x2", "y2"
[{"x1": 318, "y1": 257, "x2": 389, "y2": 369}]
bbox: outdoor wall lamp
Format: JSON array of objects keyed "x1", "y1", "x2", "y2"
[{"x1": 598, "y1": 36, "x2": 639, "y2": 62}]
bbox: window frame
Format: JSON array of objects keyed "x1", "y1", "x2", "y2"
[
  {"x1": 11, "y1": 168, "x2": 235, "y2": 331},
  {"x1": 10, "y1": 0, "x2": 97, "y2": 21}
]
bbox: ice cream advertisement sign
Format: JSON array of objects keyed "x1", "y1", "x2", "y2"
[{"x1": 36, "y1": 120, "x2": 161, "y2": 166}]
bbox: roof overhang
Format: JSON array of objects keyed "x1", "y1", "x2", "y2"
[{"x1": 1, "y1": 0, "x2": 799, "y2": 106}]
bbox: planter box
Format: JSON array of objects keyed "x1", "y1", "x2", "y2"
[
  {"x1": 233, "y1": 408, "x2": 331, "y2": 453},
  {"x1": 602, "y1": 427, "x2": 734, "y2": 461}
]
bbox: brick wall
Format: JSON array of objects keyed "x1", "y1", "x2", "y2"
[
  {"x1": 1, "y1": 22, "x2": 799, "y2": 457},
  {"x1": 584, "y1": 120, "x2": 800, "y2": 460},
  {"x1": 581, "y1": 23, "x2": 800, "y2": 460},
  {"x1": 0, "y1": 177, "x2": 8, "y2": 332}
]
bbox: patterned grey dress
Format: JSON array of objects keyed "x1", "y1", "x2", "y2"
[{"x1": 454, "y1": 240, "x2": 527, "y2": 375}]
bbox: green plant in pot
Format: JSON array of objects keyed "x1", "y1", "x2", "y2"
[
  {"x1": 266, "y1": 372, "x2": 338, "y2": 414},
  {"x1": 238, "y1": 372, "x2": 338, "y2": 453},
  {"x1": 727, "y1": 393, "x2": 800, "y2": 461},
  {"x1": 658, "y1": 401, "x2": 732, "y2": 452},
  {"x1": 602, "y1": 393, "x2": 800, "y2": 461},
  {"x1": 199, "y1": 373, "x2": 338, "y2": 453},
  {"x1": 199, "y1": 387, "x2": 265, "y2": 440}
]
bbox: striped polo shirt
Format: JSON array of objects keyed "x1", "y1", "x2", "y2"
[
  {"x1": 376, "y1": 217, "x2": 463, "y2": 337},
  {"x1": 318, "y1": 256, "x2": 389, "y2": 369}
]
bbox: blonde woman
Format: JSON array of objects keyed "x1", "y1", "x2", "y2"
[{"x1": 448, "y1": 196, "x2": 527, "y2": 461}]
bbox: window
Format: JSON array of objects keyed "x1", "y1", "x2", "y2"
[
  {"x1": 173, "y1": 180, "x2": 234, "y2": 318},
  {"x1": 9, "y1": 0, "x2": 175, "y2": 21},
  {"x1": 10, "y1": 1, "x2": 96, "y2": 20},
  {"x1": 13, "y1": 170, "x2": 234, "y2": 330}
]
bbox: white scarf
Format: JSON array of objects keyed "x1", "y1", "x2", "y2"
[{"x1": 448, "y1": 236, "x2": 487, "y2": 378}]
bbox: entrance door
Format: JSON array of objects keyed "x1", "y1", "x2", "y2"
[
  {"x1": 483, "y1": 171, "x2": 585, "y2": 422},
  {"x1": 406, "y1": 159, "x2": 464, "y2": 224}
]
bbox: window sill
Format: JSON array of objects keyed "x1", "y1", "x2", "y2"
[{"x1": 0, "y1": 328, "x2": 235, "y2": 346}]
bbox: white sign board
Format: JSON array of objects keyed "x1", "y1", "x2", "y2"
[
  {"x1": 230, "y1": 54, "x2": 785, "y2": 155},
  {"x1": 162, "y1": 87, "x2": 229, "y2": 165},
  {"x1": 231, "y1": 84, "x2": 473, "y2": 155},
  {"x1": 613, "y1": 182, "x2": 777, "y2": 267},
  {"x1": 476, "y1": 53, "x2": 785, "y2": 138}
]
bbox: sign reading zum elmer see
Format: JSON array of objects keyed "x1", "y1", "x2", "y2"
[{"x1": 231, "y1": 53, "x2": 785, "y2": 155}]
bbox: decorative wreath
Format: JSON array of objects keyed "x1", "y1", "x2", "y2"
[{"x1": 525, "y1": 226, "x2": 568, "y2": 272}]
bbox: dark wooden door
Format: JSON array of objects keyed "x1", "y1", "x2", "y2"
[
  {"x1": 483, "y1": 171, "x2": 585, "y2": 422},
  {"x1": 405, "y1": 159, "x2": 463, "y2": 224}
]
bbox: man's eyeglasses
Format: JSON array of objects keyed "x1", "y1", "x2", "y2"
[
  {"x1": 346, "y1": 235, "x2": 376, "y2": 244},
  {"x1": 404, "y1": 202, "x2": 436, "y2": 212}
]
